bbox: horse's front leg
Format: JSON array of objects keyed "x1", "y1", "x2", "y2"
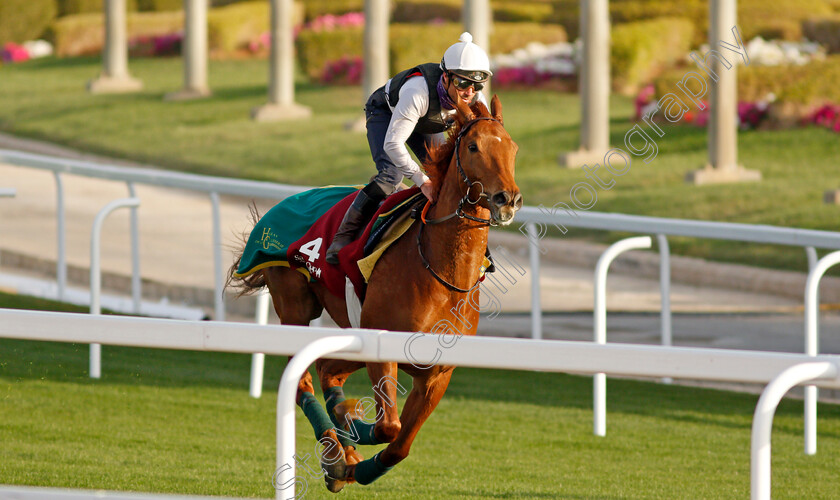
[
  {"x1": 331, "y1": 361, "x2": 402, "y2": 446},
  {"x1": 349, "y1": 367, "x2": 454, "y2": 485},
  {"x1": 367, "y1": 361, "x2": 402, "y2": 442}
]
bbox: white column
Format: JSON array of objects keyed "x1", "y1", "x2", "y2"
[
  {"x1": 687, "y1": 0, "x2": 761, "y2": 184},
  {"x1": 165, "y1": 0, "x2": 211, "y2": 100},
  {"x1": 252, "y1": 0, "x2": 312, "y2": 122},
  {"x1": 348, "y1": 0, "x2": 390, "y2": 131},
  {"x1": 88, "y1": 0, "x2": 143, "y2": 94},
  {"x1": 463, "y1": 0, "x2": 492, "y2": 96},
  {"x1": 558, "y1": 0, "x2": 610, "y2": 168}
]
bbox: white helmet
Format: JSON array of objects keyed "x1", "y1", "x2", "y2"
[{"x1": 440, "y1": 32, "x2": 492, "y2": 83}]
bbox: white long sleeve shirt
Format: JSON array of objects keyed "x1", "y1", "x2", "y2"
[{"x1": 382, "y1": 76, "x2": 487, "y2": 186}]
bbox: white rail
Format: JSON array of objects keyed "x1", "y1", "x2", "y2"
[
  {"x1": 593, "y1": 236, "x2": 652, "y2": 436},
  {"x1": 1, "y1": 308, "x2": 839, "y2": 499},
  {"x1": 751, "y1": 362, "x2": 839, "y2": 500},
  {"x1": 3, "y1": 148, "x2": 840, "y2": 450},
  {"x1": 89, "y1": 197, "x2": 140, "y2": 379},
  {"x1": 803, "y1": 250, "x2": 840, "y2": 454}
]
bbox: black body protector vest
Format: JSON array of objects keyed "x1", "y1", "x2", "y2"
[{"x1": 382, "y1": 63, "x2": 452, "y2": 135}]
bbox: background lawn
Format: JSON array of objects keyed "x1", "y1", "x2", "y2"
[
  {"x1": 0, "y1": 56, "x2": 838, "y2": 271},
  {"x1": 2, "y1": 295, "x2": 840, "y2": 499},
  {"x1": 2, "y1": 334, "x2": 840, "y2": 499}
]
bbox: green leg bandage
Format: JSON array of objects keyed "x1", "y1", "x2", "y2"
[
  {"x1": 353, "y1": 451, "x2": 393, "y2": 485},
  {"x1": 325, "y1": 386, "x2": 383, "y2": 446},
  {"x1": 323, "y1": 386, "x2": 355, "y2": 447},
  {"x1": 299, "y1": 392, "x2": 334, "y2": 440}
]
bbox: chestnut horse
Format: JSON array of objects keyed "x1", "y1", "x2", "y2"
[{"x1": 227, "y1": 95, "x2": 521, "y2": 492}]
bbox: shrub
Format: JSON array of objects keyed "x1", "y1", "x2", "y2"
[
  {"x1": 802, "y1": 16, "x2": 840, "y2": 54},
  {"x1": 136, "y1": 0, "x2": 185, "y2": 11},
  {"x1": 393, "y1": 0, "x2": 554, "y2": 23},
  {"x1": 654, "y1": 55, "x2": 840, "y2": 127},
  {"x1": 49, "y1": 11, "x2": 183, "y2": 57},
  {"x1": 392, "y1": 0, "x2": 461, "y2": 22},
  {"x1": 207, "y1": 1, "x2": 302, "y2": 54},
  {"x1": 296, "y1": 21, "x2": 566, "y2": 82},
  {"x1": 57, "y1": 0, "x2": 139, "y2": 16},
  {"x1": 301, "y1": 0, "x2": 364, "y2": 21},
  {"x1": 296, "y1": 26, "x2": 363, "y2": 80},
  {"x1": 494, "y1": 2, "x2": 554, "y2": 23},
  {"x1": 611, "y1": 17, "x2": 694, "y2": 95},
  {"x1": 0, "y1": 0, "x2": 57, "y2": 45},
  {"x1": 551, "y1": 0, "x2": 830, "y2": 44}
]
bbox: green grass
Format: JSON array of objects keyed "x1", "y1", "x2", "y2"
[
  {"x1": 0, "y1": 56, "x2": 839, "y2": 271},
  {"x1": 2, "y1": 336, "x2": 840, "y2": 499}
]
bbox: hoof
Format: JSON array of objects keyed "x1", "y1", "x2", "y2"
[
  {"x1": 324, "y1": 475, "x2": 347, "y2": 493},
  {"x1": 320, "y1": 430, "x2": 347, "y2": 484}
]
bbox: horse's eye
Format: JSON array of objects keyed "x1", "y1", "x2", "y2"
[{"x1": 468, "y1": 143, "x2": 478, "y2": 153}]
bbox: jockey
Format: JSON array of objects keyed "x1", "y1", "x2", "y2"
[{"x1": 325, "y1": 31, "x2": 493, "y2": 264}]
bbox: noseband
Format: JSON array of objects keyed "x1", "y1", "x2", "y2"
[{"x1": 417, "y1": 115, "x2": 505, "y2": 293}]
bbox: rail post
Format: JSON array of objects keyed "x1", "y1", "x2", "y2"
[
  {"x1": 803, "y1": 250, "x2": 840, "y2": 454},
  {"x1": 89, "y1": 197, "x2": 140, "y2": 379},
  {"x1": 751, "y1": 361, "x2": 838, "y2": 500},
  {"x1": 275, "y1": 335, "x2": 365, "y2": 499},
  {"x1": 594, "y1": 236, "x2": 652, "y2": 436}
]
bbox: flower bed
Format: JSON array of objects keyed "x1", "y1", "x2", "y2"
[
  {"x1": 810, "y1": 104, "x2": 840, "y2": 132},
  {"x1": 1, "y1": 40, "x2": 53, "y2": 63},
  {"x1": 129, "y1": 32, "x2": 182, "y2": 57}
]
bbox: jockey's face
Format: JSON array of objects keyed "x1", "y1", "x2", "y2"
[{"x1": 445, "y1": 73, "x2": 478, "y2": 105}]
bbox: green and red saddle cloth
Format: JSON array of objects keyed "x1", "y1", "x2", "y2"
[{"x1": 234, "y1": 185, "x2": 424, "y2": 300}]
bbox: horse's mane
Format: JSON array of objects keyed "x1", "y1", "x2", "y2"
[{"x1": 423, "y1": 101, "x2": 493, "y2": 196}]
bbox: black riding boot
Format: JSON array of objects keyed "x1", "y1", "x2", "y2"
[{"x1": 325, "y1": 184, "x2": 386, "y2": 265}]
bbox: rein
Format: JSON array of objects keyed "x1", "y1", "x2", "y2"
[{"x1": 417, "y1": 115, "x2": 501, "y2": 293}]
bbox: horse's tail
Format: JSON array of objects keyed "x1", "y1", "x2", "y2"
[{"x1": 225, "y1": 202, "x2": 267, "y2": 297}]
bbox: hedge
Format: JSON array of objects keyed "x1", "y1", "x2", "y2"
[
  {"x1": 611, "y1": 17, "x2": 695, "y2": 95},
  {"x1": 49, "y1": 11, "x2": 184, "y2": 57},
  {"x1": 392, "y1": 0, "x2": 460, "y2": 22},
  {"x1": 301, "y1": 0, "x2": 364, "y2": 21},
  {"x1": 493, "y1": 2, "x2": 554, "y2": 23},
  {"x1": 653, "y1": 55, "x2": 840, "y2": 125},
  {"x1": 57, "y1": 0, "x2": 139, "y2": 16},
  {"x1": 207, "y1": 1, "x2": 303, "y2": 54},
  {"x1": 0, "y1": 0, "x2": 57, "y2": 45},
  {"x1": 551, "y1": 0, "x2": 831, "y2": 43},
  {"x1": 802, "y1": 16, "x2": 840, "y2": 54},
  {"x1": 136, "y1": 0, "x2": 184, "y2": 11},
  {"x1": 296, "y1": 21, "x2": 566, "y2": 81},
  {"x1": 49, "y1": 1, "x2": 303, "y2": 57}
]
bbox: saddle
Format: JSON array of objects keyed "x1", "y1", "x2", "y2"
[{"x1": 234, "y1": 186, "x2": 425, "y2": 302}]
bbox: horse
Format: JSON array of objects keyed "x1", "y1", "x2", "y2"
[{"x1": 227, "y1": 94, "x2": 521, "y2": 493}]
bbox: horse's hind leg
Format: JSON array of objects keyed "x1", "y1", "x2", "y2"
[
  {"x1": 263, "y1": 267, "x2": 348, "y2": 491},
  {"x1": 317, "y1": 359, "x2": 367, "y2": 464}
]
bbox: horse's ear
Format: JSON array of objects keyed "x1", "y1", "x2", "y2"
[
  {"x1": 455, "y1": 94, "x2": 476, "y2": 122},
  {"x1": 490, "y1": 94, "x2": 503, "y2": 125}
]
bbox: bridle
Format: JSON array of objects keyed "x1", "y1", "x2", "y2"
[
  {"x1": 422, "y1": 116, "x2": 501, "y2": 226},
  {"x1": 417, "y1": 115, "x2": 505, "y2": 293}
]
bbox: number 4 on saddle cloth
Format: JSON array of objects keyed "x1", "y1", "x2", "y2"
[{"x1": 233, "y1": 185, "x2": 494, "y2": 305}]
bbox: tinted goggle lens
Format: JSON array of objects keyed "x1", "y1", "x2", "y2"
[{"x1": 452, "y1": 74, "x2": 484, "y2": 91}]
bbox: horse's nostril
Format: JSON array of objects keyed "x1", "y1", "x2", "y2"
[
  {"x1": 492, "y1": 191, "x2": 511, "y2": 207},
  {"x1": 513, "y1": 192, "x2": 523, "y2": 209}
]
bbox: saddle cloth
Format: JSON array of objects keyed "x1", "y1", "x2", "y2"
[{"x1": 235, "y1": 185, "x2": 425, "y2": 301}]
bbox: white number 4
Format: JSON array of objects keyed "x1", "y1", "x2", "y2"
[{"x1": 299, "y1": 237, "x2": 323, "y2": 262}]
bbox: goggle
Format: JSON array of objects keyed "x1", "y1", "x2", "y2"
[{"x1": 450, "y1": 73, "x2": 485, "y2": 92}]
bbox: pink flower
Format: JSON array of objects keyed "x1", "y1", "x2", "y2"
[{"x1": 2, "y1": 42, "x2": 29, "y2": 63}]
